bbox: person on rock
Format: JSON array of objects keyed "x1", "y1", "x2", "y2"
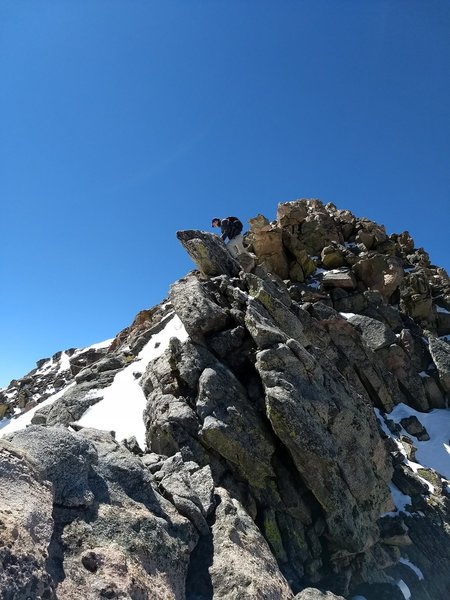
[{"x1": 211, "y1": 216, "x2": 245, "y2": 258}]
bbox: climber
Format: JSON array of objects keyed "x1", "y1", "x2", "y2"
[{"x1": 211, "y1": 216, "x2": 245, "y2": 258}]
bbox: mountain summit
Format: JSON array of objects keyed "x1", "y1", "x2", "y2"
[{"x1": 1, "y1": 199, "x2": 449, "y2": 600}]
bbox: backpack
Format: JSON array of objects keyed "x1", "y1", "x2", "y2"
[{"x1": 226, "y1": 216, "x2": 243, "y2": 236}]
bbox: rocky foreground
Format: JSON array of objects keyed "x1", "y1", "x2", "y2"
[{"x1": 1, "y1": 199, "x2": 449, "y2": 600}]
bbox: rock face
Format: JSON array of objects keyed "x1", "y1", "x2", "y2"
[{"x1": 1, "y1": 198, "x2": 450, "y2": 599}]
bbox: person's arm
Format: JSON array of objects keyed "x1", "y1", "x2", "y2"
[{"x1": 220, "y1": 219, "x2": 230, "y2": 241}]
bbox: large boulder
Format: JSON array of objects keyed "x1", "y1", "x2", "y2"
[
  {"x1": 176, "y1": 229, "x2": 241, "y2": 277},
  {"x1": 5, "y1": 425, "x2": 97, "y2": 507},
  {"x1": 353, "y1": 254, "x2": 404, "y2": 299},
  {"x1": 428, "y1": 337, "x2": 450, "y2": 393},
  {"x1": 0, "y1": 442, "x2": 55, "y2": 599},
  {"x1": 255, "y1": 341, "x2": 391, "y2": 554},
  {"x1": 347, "y1": 314, "x2": 397, "y2": 351}
]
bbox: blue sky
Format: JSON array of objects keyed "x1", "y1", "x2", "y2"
[{"x1": 1, "y1": 1, "x2": 449, "y2": 387}]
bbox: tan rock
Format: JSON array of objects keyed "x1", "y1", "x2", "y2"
[
  {"x1": 353, "y1": 254, "x2": 404, "y2": 299},
  {"x1": 321, "y1": 245, "x2": 345, "y2": 269}
]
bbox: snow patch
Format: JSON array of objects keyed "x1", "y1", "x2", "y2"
[
  {"x1": 436, "y1": 306, "x2": 450, "y2": 314},
  {"x1": 0, "y1": 383, "x2": 76, "y2": 436},
  {"x1": 75, "y1": 315, "x2": 188, "y2": 449},
  {"x1": 396, "y1": 579, "x2": 411, "y2": 600},
  {"x1": 340, "y1": 312, "x2": 356, "y2": 319},
  {"x1": 386, "y1": 483, "x2": 412, "y2": 515},
  {"x1": 388, "y1": 403, "x2": 450, "y2": 479}
]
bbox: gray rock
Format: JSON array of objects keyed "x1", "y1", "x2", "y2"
[
  {"x1": 197, "y1": 363, "x2": 276, "y2": 488},
  {"x1": 429, "y1": 337, "x2": 450, "y2": 393},
  {"x1": 348, "y1": 314, "x2": 398, "y2": 351},
  {"x1": 170, "y1": 273, "x2": 231, "y2": 340},
  {"x1": 176, "y1": 229, "x2": 241, "y2": 277},
  {"x1": 0, "y1": 442, "x2": 56, "y2": 599},
  {"x1": 400, "y1": 416, "x2": 430, "y2": 441},
  {"x1": 5, "y1": 425, "x2": 97, "y2": 507},
  {"x1": 207, "y1": 487, "x2": 295, "y2": 599},
  {"x1": 154, "y1": 453, "x2": 214, "y2": 535},
  {"x1": 32, "y1": 381, "x2": 103, "y2": 426},
  {"x1": 322, "y1": 269, "x2": 357, "y2": 289},
  {"x1": 256, "y1": 342, "x2": 391, "y2": 554}
]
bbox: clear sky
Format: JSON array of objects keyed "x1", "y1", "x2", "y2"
[{"x1": 1, "y1": 1, "x2": 449, "y2": 387}]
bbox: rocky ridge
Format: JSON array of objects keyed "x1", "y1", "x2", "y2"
[{"x1": 0, "y1": 198, "x2": 449, "y2": 600}]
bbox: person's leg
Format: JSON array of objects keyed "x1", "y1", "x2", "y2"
[{"x1": 227, "y1": 234, "x2": 245, "y2": 257}]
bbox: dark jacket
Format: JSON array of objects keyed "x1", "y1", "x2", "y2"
[{"x1": 220, "y1": 217, "x2": 243, "y2": 242}]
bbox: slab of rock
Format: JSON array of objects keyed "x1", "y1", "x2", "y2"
[
  {"x1": 400, "y1": 416, "x2": 430, "y2": 441},
  {"x1": 348, "y1": 314, "x2": 397, "y2": 351},
  {"x1": 322, "y1": 269, "x2": 357, "y2": 290},
  {"x1": 429, "y1": 337, "x2": 450, "y2": 393},
  {"x1": 170, "y1": 273, "x2": 230, "y2": 340},
  {"x1": 0, "y1": 442, "x2": 55, "y2": 599},
  {"x1": 177, "y1": 229, "x2": 241, "y2": 277},
  {"x1": 353, "y1": 254, "x2": 404, "y2": 298},
  {"x1": 5, "y1": 425, "x2": 97, "y2": 507}
]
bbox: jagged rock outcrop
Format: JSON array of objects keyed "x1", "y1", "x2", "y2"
[{"x1": 1, "y1": 198, "x2": 449, "y2": 600}]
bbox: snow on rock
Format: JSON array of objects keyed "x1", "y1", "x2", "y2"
[
  {"x1": 436, "y1": 306, "x2": 450, "y2": 314},
  {"x1": 340, "y1": 312, "x2": 357, "y2": 319},
  {"x1": 0, "y1": 383, "x2": 76, "y2": 436},
  {"x1": 396, "y1": 579, "x2": 411, "y2": 600},
  {"x1": 399, "y1": 557, "x2": 425, "y2": 581},
  {"x1": 386, "y1": 482, "x2": 412, "y2": 516},
  {"x1": 388, "y1": 403, "x2": 450, "y2": 479},
  {"x1": 75, "y1": 314, "x2": 188, "y2": 449}
]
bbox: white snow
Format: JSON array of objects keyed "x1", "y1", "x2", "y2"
[
  {"x1": 388, "y1": 403, "x2": 450, "y2": 479},
  {"x1": 418, "y1": 371, "x2": 429, "y2": 378},
  {"x1": 0, "y1": 383, "x2": 76, "y2": 436},
  {"x1": 436, "y1": 306, "x2": 450, "y2": 314},
  {"x1": 308, "y1": 279, "x2": 321, "y2": 289},
  {"x1": 386, "y1": 482, "x2": 412, "y2": 515},
  {"x1": 57, "y1": 352, "x2": 71, "y2": 373},
  {"x1": 75, "y1": 314, "x2": 188, "y2": 449},
  {"x1": 340, "y1": 312, "x2": 356, "y2": 319},
  {"x1": 83, "y1": 338, "x2": 115, "y2": 351},
  {"x1": 0, "y1": 317, "x2": 188, "y2": 451},
  {"x1": 396, "y1": 579, "x2": 411, "y2": 600},
  {"x1": 399, "y1": 557, "x2": 424, "y2": 581}
]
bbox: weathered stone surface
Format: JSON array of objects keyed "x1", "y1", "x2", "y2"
[
  {"x1": 256, "y1": 341, "x2": 391, "y2": 553},
  {"x1": 377, "y1": 344, "x2": 429, "y2": 411},
  {"x1": 5, "y1": 425, "x2": 97, "y2": 507},
  {"x1": 0, "y1": 442, "x2": 56, "y2": 599},
  {"x1": 197, "y1": 364, "x2": 276, "y2": 488},
  {"x1": 353, "y1": 254, "x2": 404, "y2": 299},
  {"x1": 321, "y1": 244, "x2": 346, "y2": 269},
  {"x1": 170, "y1": 273, "x2": 231, "y2": 340},
  {"x1": 32, "y1": 381, "x2": 103, "y2": 426},
  {"x1": 400, "y1": 270, "x2": 435, "y2": 325},
  {"x1": 176, "y1": 229, "x2": 241, "y2": 277},
  {"x1": 347, "y1": 314, "x2": 398, "y2": 351},
  {"x1": 249, "y1": 226, "x2": 290, "y2": 279},
  {"x1": 322, "y1": 269, "x2": 357, "y2": 289},
  {"x1": 429, "y1": 337, "x2": 450, "y2": 393},
  {"x1": 207, "y1": 487, "x2": 295, "y2": 599},
  {"x1": 400, "y1": 416, "x2": 430, "y2": 441}
]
